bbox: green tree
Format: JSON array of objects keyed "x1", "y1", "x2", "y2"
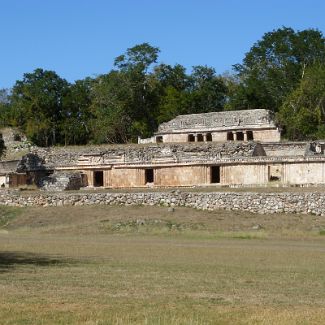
[
  {"x1": 277, "y1": 64, "x2": 325, "y2": 140},
  {"x1": 156, "y1": 86, "x2": 189, "y2": 123},
  {"x1": 187, "y1": 65, "x2": 227, "y2": 114},
  {"x1": 91, "y1": 71, "x2": 132, "y2": 143},
  {"x1": 232, "y1": 27, "x2": 325, "y2": 111},
  {"x1": 61, "y1": 78, "x2": 94, "y2": 145},
  {"x1": 152, "y1": 63, "x2": 189, "y2": 91},
  {"x1": 91, "y1": 43, "x2": 161, "y2": 143},
  {"x1": 114, "y1": 43, "x2": 161, "y2": 138},
  {"x1": 0, "y1": 89, "x2": 12, "y2": 127},
  {"x1": 10, "y1": 69, "x2": 69, "y2": 146},
  {"x1": 114, "y1": 42, "x2": 159, "y2": 73},
  {"x1": 151, "y1": 63, "x2": 189, "y2": 123}
]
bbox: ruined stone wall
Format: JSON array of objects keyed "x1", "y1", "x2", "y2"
[
  {"x1": 36, "y1": 142, "x2": 257, "y2": 169},
  {"x1": 263, "y1": 142, "x2": 307, "y2": 157},
  {"x1": 1, "y1": 190, "x2": 325, "y2": 216}
]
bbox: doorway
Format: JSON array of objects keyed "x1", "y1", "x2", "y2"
[
  {"x1": 145, "y1": 169, "x2": 154, "y2": 183},
  {"x1": 94, "y1": 171, "x2": 104, "y2": 187},
  {"x1": 211, "y1": 166, "x2": 220, "y2": 183}
]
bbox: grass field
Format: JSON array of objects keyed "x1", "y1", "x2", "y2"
[{"x1": 1, "y1": 205, "x2": 325, "y2": 324}]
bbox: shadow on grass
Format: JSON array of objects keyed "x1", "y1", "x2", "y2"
[{"x1": 0, "y1": 251, "x2": 75, "y2": 273}]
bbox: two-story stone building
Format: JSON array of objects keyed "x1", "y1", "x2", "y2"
[{"x1": 138, "y1": 109, "x2": 281, "y2": 144}]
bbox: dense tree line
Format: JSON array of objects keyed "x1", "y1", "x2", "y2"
[{"x1": 0, "y1": 27, "x2": 324, "y2": 146}]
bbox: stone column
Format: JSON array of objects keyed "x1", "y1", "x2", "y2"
[
  {"x1": 203, "y1": 134, "x2": 207, "y2": 142},
  {"x1": 232, "y1": 132, "x2": 236, "y2": 141},
  {"x1": 194, "y1": 134, "x2": 198, "y2": 142},
  {"x1": 244, "y1": 132, "x2": 247, "y2": 141}
]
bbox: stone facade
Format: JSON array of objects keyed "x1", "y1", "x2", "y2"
[
  {"x1": 45, "y1": 141, "x2": 325, "y2": 189},
  {"x1": 2, "y1": 140, "x2": 325, "y2": 189},
  {"x1": 139, "y1": 109, "x2": 281, "y2": 144}
]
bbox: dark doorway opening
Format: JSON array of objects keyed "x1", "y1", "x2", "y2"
[
  {"x1": 197, "y1": 134, "x2": 204, "y2": 142},
  {"x1": 211, "y1": 166, "x2": 220, "y2": 183},
  {"x1": 206, "y1": 133, "x2": 212, "y2": 141},
  {"x1": 145, "y1": 169, "x2": 154, "y2": 183},
  {"x1": 188, "y1": 134, "x2": 195, "y2": 142},
  {"x1": 227, "y1": 132, "x2": 234, "y2": 141},
  {"x1": 94, "y1": 171, "x2": 104, "y2": 187},
  {"x1": 156, "y1": 136, "x2": 163, "y2": 143},
  {"x1": 236, "y1": 132, "x2": 244, "y2": 141},
  {"x1": 247, "y1": 131, "x2": 254, "y2": 141}
]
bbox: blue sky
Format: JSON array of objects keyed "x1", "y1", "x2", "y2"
[{"x1": 1, "y1": 0, "x2": 324, "y2": 88}]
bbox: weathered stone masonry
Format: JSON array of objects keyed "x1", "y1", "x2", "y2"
[{"x1": 1, "y1": 190, "x2": 325, "y2": 216}]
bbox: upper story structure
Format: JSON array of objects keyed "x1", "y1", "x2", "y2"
[{"x1": 139, "y1": 109, "x2": 281, "y2": 144}]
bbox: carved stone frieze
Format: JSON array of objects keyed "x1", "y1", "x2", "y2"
[{"x1": 158, "y1": 109, "x2": 275, "y2": 133}]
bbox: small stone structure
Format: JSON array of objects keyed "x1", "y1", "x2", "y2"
[
  {"x1": 39, "y1": 172, "x2": 83, "y2": 191},
  {"x1": 139, "y1": 109, "x2": 280, "y2": 144},
  {"x1": 0, "y1": 160, "x2": 27, "y2": 188}
]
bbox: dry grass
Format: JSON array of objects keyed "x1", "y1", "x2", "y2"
[{"x1": 1, "y1": 205, "x2": 325, "y2": 324}]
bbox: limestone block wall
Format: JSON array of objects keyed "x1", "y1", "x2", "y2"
[
  {"x1": 283, "y1": 162, "x2": 325, "y2": 185},
  {"x1": 161, "y1": 133, "x2": 189, "y2": 143},
  {"x1": 253, "y1": 129, "x2": 281, "y2": 142},
  {"x1": 1, "y1": 190, "x2": 325, "y2": 216},
  {"x1": 222, "y1": 164, "x2": 268, "y2": 185},
  {"x1": 211, "y1": 132, "x2": 225, "y2": 142},
  {"x1": 109, "y1": 168, "x2": 144, "y2": 187},
  {"x1": 155, "y1": 166, "x2": 209, "y2": 186}
]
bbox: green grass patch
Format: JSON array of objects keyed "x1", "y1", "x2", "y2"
[{"x1": 0, "y1": 207, "x2": 22, "y2": 228}]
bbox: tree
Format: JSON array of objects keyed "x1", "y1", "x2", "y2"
[
  {"x1": 186, "y1": 65, "x2": 227, "y2": 114},
  {"x1": 277, "y1": 64, "x2": 325, "y2": 140},
  {"x1": 114, "y1": 43, "x2": 161, "y2": 138},
  {"x1": 152, "y1": 63, "x2": 189, "y2": 91},
  {"x1": 91, "y1": 43, "x2": 162, "y2": 143},
  {"x1": 156, "y1": 86, "x2": 189, "y2": 124},
  {"x1": 61, "y1": 78, "x2": 94, "y2": 145},
  {"x1": 90, "y1": 71, "x2": 132, "y2": 143},
  {"x1": 232, "y1": 27, "x2": 325, "y2": 111},
  {"x1": 151, "y1": 63, "x2": 189, "y2": 123},
  {"x1": 114, "y1": 42, "x2": 160, "y2": 73},
  {"x1": 10, "y1": 69, "x2": 69, "y2": 146},
  {"x1": 0, "y1": 89, "x2": 12, "y2": 127}
]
